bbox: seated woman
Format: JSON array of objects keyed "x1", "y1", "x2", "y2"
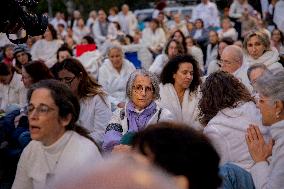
[
  {"x1": 159, "y1": 55, "x2": 203, "y2": 130},
  {"x1": 198, "y1": 71, "x2": 269, "y2": 172},
  {"x1": 98, "y1": 46, "x2": 136, "y2": 109},
  {"x1": 243, "y1": 30, "x2": 283, "y2": 71},
  {"x1": 244, "y1": 71, "x2": 284, "y2": 188},
  {"x1": 13, "y1": 44, "x2": 32, "y2": 74},
  {"x1": 12, "y1": 80, "x2": 102, "y2": 189},
  {"x1": 185, "y1": 36, "x2": 204, "y2": 73},
  {"x1": 0, "y1": 61, "x2": 53, "y2": 187},
  {"x1": 149, "y1": 39, "x2": 185, "y2": 76},
  {"x1": 102, "y1": 70, "x2": 174, "y2": 151},
  {"x1": 54, "y1": 58, "x2": 112, "y2": 146}
]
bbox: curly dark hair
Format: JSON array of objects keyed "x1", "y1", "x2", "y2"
[
  {"x1": 160, "y1": 54, "x2": 201, "y2": 94},
  {"x1": 198, "y1": 71, "x2": 254, "y2": 126},
  {"x1": 132, "y1": 122, "x2": 222, "y2": 189}
]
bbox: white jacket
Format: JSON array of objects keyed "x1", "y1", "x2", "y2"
[
  {"x1": 233, "y1": 64, "x2": 253, "y2": 93},
  {"x1": 251, "y1": 120, "x2": 284, "y2": 189},
  {"x1": 244, "y1": 47, "x2": 283, "y2": 71},
  {"x1": 141, "y1": 27, "x2": 166, "y2": 51},
  {"x1": 98, "y1": 59, "x2": 136, "y2": 105},
  {"x1": 12, "y1": 131, "x2": 102, "y2": 189},
  {"x1": 188, "y1": 46, "x2": 204, "y2": 72},
  {"x1": 118, "y1": 11, "x2": 137, "y2": 36},
  {"x1": 0, "y1": 73, "x2": 26, "y2": 111},
  {"x1": 79, "y1": 95, "x2": 112, "y2": 146},
  {"x1": 158, "y1": 84, "x2": 203, "y2": 131},
  {"x1": 204, "y1": 101, "x2": 270, "y2": 172}
]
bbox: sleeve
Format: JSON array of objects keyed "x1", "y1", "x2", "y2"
[
  {"x1": 203, "y1": 126, "x2": 230, "y2": 165},
  {"x1": 12, "y1": 146, "x2": 33, "y2": 189},
  {"x1": 92, "y1": 22, "x2": 106, "y2": 43},
  {"x1": 149, "y1": 55, "x2": 164, "y2": 75},
  {"x1": 98, "y1": 65, "x2": 109, "y2": 89},
  {"x1": 229, "y1": 2, "x2": 242, "y2": 18},
  {"x1": 30, "y1": 41, "x2": 40, "y2": 61},
  {"x1": 250, "y1": 161, "x2": 270, "y2": 189},
  {"x1": 102, "y1": 109, "x2": 124, "y2": 152},
  {"x1": 90, "y1": 96, "x2": 112, "y2": 145}
]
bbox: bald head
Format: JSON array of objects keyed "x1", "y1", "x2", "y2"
[{"x1": 220, "y1": 45, "x2": 243, "y2": 73}]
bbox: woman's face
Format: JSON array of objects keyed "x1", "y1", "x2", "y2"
[
  {"x1": 247, "y1": 36, "x2": 266, "y2": 59},
  {"x1": 222, "y1": 19, "x2": 231, "y2": 30},
  {"x1": 218, "y1": 42, "x2": 228, "y2": 56},
  {"x1": 28, "y1": 88, "x2": 69, "y2": 146},
  {"x1": 44, "y1": 27, "x2": 53, "y2": 41},
  {"x1": 131, "y1": 75, "x2": 154, "y2": 111},
  {"x1": 186, "y1": 38, "x2": 194, "y2": 48},
  {"x1": 58, "y1": 69, "x2": 81, "y2": 94},
  {"x1": 209, "y1": 31, "x2": 218, "y2": 44},
  {"x1": 168, "y1": 41, "x2": 178, "y2": 58},
  {"x1": 173, "y1": 63, "x2": 194, "y2": 90},
  {"x1": 16, "y1": 52, "x2": 29, "y2": 65},
  {"x1": 109, "y1": 48, "x2": 123, "y2": 71},
  {"x1": 21, "y1": 67, "x2": 33, "y2": 88},
  {"x1": 256, "y1": 94, "x2": 278, "y2": 126},
  {"x1": 173, "y1": 32, "x2": 183, "y2": 43},
  {"x1": 195, "y1": 20, "x2": 203, "y2": 29},
  {"x1": 272, "y1": 30, "x2": 281, "y2": 42},
  {"x1": 5, "y1": 47, "x2": 14, "y2": 59}
]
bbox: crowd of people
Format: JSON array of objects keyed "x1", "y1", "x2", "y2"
[{"x1": 0, "y1": 0, "x2": 284, "y2": 188}]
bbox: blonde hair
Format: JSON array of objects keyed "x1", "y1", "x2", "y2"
[{"x1": 243, "y1": 30, "x2": 271, "y2": 54}]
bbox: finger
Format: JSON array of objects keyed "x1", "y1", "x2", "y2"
[
  {"x1": 247, "y1": 127, "x2": 254, "y2": 141},
  {"x1": 245, "y1": 135, "x2": 251, "y2": 144},
  {"x1": 254, "y1": 126, "x2": 264, "y2": 142},
  {"x1": 250, "y1": 126, "x2": 259, "y2": 141}
]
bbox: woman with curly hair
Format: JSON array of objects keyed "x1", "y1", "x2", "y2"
[
  {"x1": 159, "y1": 55, "x2": 202, "y2": 130},
  {"x1": 198, "y1": 71, "x2": 270, "y2": 173}
]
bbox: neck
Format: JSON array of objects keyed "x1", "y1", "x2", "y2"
[{"x1": 174, "y1": 84, "x2": 186, "y2": 97}]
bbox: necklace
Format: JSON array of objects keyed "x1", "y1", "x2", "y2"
[{"x1": 43, "y1": 132, "x2": 74, "y2": 174}]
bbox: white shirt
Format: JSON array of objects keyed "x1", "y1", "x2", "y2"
[
  {"x1": 141, "y1": 27, "x2": 166, "y2": 51},
  {"x1": 192, "y1": 1, "x2": 220, "y2": 28}
]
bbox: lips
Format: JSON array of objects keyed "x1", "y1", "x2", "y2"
[{"x1": 29, "y1": 125, "x2": 41, "y2": 133}]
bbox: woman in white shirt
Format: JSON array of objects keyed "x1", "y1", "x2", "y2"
[
  {"x1": 31, "y1": 24, "x2": 63, "y2": 68},
  {"x1": 55, "y1": 58, "x2": 112, "y2": 146},
  {"x1": 218, "y1": 18, "x2": 238, "y2": 41},
  {"x1": 12, "y1": 80, "x2": 101, "y2": 189},
  {"x1": 98, "y1": 46, "x2": 136, "y2": 109},
  {"x1": 159, "y1": 55, "x2": 203, "y2": 130}
]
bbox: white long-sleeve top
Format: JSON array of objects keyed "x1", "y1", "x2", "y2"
[
  {"x1": 229, "y1": 0, "x2": 254, "y2": 19},
  {"x1": 251, "y1": 120, "x2": 284, "y2": 189},
  {"x1": 78, "y1": 95, "x2": 112, "y2": 146},
  {"x1": 0, "y1": 72, "x2": 26, "y2": 111},
  {"x1": 149, "y1": 54, "x2": 169, "y2": 75},
  {"x1": 192, "y1": 1, "x2": 220, "y2": 28},
  {"x1": 203, "y1": 101, "x2": 270, "y2": 172},
  {"x1": 12, "y1": 131, "x2": 102, "y2": 189},
  {"x1": 118, "y1": 11, "x2": 138, "y2": 36},
  {"x1": 218, "y1": 28, "x2": 238, "y2": 41},
  {"x1": 158, "y1": 84, "x2": 203, "y2": 131},
  {"x1": 141, "y1": 27, "x2": 166, "y2": 51},
  {"x1": 98, "y1": 59, "x2": 136, "y2": 105},
  {"x1": 31, "y1": 39, "x2": 63, "y2": 68}
]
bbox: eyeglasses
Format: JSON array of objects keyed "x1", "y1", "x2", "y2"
[
  {"x1": 58, "y1": 76, "x2": 76, "y2": 86},
  {"x1": 133, "y1": 85, "x2": 153, "y2": 94},
  {"x1": 219, "y1": 59, "x2": 233, "y2": 65},
  {"x1": 27, "y1": 104, "x2": 55, "y2": 116}
]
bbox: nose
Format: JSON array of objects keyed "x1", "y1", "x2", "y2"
[
  {"x1": 28, "y1": 109, "x2": 39, "y2": 120},
  {"x1": 140, "y1": 88, "x2": 147, "y2": 96}
]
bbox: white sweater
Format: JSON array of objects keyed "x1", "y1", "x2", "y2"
[
  {"x1": 12, "y1": 131, "x2": 102, "y2": 189},
  {"x1": 251, "y1": 120, "x2": 284, "y2": 189},
  {"x1": 204, "y1": 101, "x2": 270, "y2": 172},
  {"x1": 158, "y1": 84, "x2": 203, "y2": 131},
  {"x1": 149, "y1": 54, "x2": 169, "y2": 75},
  {"x1": 79, "y1": 95, "x2": 112, "y2": 146},
  {"x1": 98, "y1": 59, "x2": 136, "y2": 105}
]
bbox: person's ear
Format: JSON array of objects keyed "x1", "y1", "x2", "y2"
[
  {"x1": 173, "y1": 175, "x2": 189, "y2": 189},
  {"x1": 275, "y1": 100, "x2": 284, "y2": 119},
  {"x1": 60, "y1": 113, "x2": 72, "y2": 128}
]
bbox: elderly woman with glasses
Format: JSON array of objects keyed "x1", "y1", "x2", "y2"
[
  {"x1": 12, "y1": 80, "x2": 102, "y2": 189},
  {"x1": 53, "y1": 58, "x2": 112, "y2": 147},
  {"x1": 102, "y1": 70, "x2": 174, "y2": 152}
]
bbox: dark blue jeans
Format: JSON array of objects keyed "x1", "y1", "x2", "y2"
[{"x1": 220, "y1": 163, "x2": 255, "y2": 189}]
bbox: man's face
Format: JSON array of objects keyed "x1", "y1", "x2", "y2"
[{"x1": 220, "y1": 51, "x2": 241, "y2": 74}]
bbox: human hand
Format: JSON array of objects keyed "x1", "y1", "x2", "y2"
[
  {"x1": 117, "y1": 102, "x2": 125, "y2": 109},
  {"x1": 245, "y1": 124, "x2": 274, "y2": 163}
]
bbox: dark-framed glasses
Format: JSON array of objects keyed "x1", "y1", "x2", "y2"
[
  {"x1": 133, "y1": 85, "x2": 153, "y2": 94},
  {"x1": 58, "y1": 76, "x2": 76, "y2": 86}
]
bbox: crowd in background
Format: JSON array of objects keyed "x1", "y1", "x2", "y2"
[{"x1": 0, "y1": 0, "x2": 284, "y2": 189}]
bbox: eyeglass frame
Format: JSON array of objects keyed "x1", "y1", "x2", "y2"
[
  {"x1": 58, "y1": 76, "x2": 76, "y2": 86},
  {"x1": 132, "y1": 84, "x2": 153, "y2": 94},
  {"x1": 27, "y1": 104, "x2": 56, "y2": 116}
]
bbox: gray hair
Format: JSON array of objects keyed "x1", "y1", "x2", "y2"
[
  {"x1": 107, "y1": 45, "x2": 123, "y2": 56},
  {"x1": 247, "y1": 63, "x2": 271, "y2": 81},
  {"x1": 255, "y1": 70, "x2": 284, "y2": 102},
  {"x1": 222, "y1": 45, "x2": 243, "y2": 63},
  {"x1": 126, "y1": 69, "x2": 160, "y2": 100}
]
